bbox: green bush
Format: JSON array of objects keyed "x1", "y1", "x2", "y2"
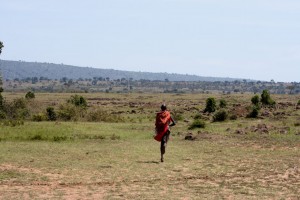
[
  {"x1": 229, "y1": 114, "x2": 237, "y2": 120},
  {"x1": 32, "y1": 113, "x2": 47, "y2": 122},
  {"x1": 46, "y1": 107, "x2": 57, "y2": 121},
  {"x1": 251, "y1": 95, "x2": 260, "y2": 106},
  {"x1": 25, "y1": 91, "x2": 35, "y2": 99},
  {"x1": 67, "y1": 94, "x2": 87, "y2": 108},
  {"x1": 261, "y1": 90, "x2": 275, "y2": 105},
  {"x1": 193, "y1": 113, "x2": 203, "y2": 120},
  {"x1": 188, "y1": 119, "x2": 206, "y2": 130},
  {"x1": 213, "y1": 109, "x2": 228, "y2": 122},
  {"x1": 204, "y1": 97, "x2": 216, "y2": 113},
  {"x1": 57, "y1": 104, "x2": 79, "y2": 121},
  {"x1": 297, "y1": 100, "x2": 300, "y2": 105},
  {"x1": 3, "y1": 98, "x2": 29, "y2": 120},
  {"x1": 53, "y1": 136, "x2": 68, "y2": 142},
  {"x1": 0, "y1": 110, "x2": 6, "y2": 119},
  {"x1": 0, "y1": 93, "x2": 3, "y2": 110},
  {"x1": 219, "y1": 99, "x2": 227, "y2": 108},
  {"x1": 247, "y1": 106, "x2": 259, "y2": 118},
  {"x1": 30, "y1": 134, "x2": 43, "y2": 141}
]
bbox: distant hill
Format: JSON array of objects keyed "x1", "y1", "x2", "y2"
[{"x1": 0, "y1": 60, "x2": 241, "y2": 82}]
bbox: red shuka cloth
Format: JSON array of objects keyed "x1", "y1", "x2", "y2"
[{"x1": 154, "y1": 111, "x2": 171, "y2": 141}]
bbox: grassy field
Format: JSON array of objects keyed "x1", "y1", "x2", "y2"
[{"x1": 0, "y1": 92, "x2": 300, "y2": 199}]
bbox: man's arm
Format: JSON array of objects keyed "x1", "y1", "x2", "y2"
[{"x1": 169, "y1": 116, "x2": 176, "y2": 126}]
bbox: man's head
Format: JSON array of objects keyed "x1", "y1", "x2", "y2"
[{"x1": 161, "y1": 104, "x2": 167, "y2": 111}]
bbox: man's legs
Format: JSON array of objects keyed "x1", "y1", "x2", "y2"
[{"x1": 160, "y1": 130, "x2": 170, "y2": 162}]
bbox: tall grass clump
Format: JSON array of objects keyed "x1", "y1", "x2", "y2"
[
  {"x1": 171, "y1": 109, "x2": 184, "y2": 121},
  {"x1": 188, "y1": 119, "x2": 206, "y2": 130},
  {"x1": 87, "y1": 109, "x2": 124, "y2": 122}
]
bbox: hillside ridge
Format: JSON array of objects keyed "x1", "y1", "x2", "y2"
[{"x1": 0, "y1": 60, "x2": 241, "y2": 82}]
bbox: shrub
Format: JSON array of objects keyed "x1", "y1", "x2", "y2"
[
  {"x1": 194, "y1": 113, "x2": 203, "y2": 120},
  {"x1": 0, "y1": 120, "x2": 24, "y2": 127},
  {"x1": 213, "y1": 109, "x2": 228, "y2": 122},
  {"x1": 67, "y1": 94, "x2": 87, "y2": 108},
  {"x1": 25, "y1": 91, "x2": 35, "y2": 99},
  {"x1": 171, "y1": 109, "x2": 184, "y2": 121},
  {"x1": 247, "y1": 106, "x2": 259, "y2": 118},
  {"x1": 188, "y1": 119, "x2": 206, "y2": 130},
  {"x1": 13, "y1": 98, "x2": 27, "y2": 109},
  {"x1": 32, "y1": 113, "x2": 46, "y2": 122},
  {"x1": 46, "y1": 107, "x2": 57, "y2": 121},
  {"x1": 53, "y1": 136, "x2": 67, "y2": 142},
  {"x1": 261, "y1": 90, "x2": 275, "y2": 105},
  {"x1": 0, "y1": 93, "x2": 3, "y2": 110},
  {"x1": 204, "y1": 97, "x2": 216, "y2": 113},
  {"x1": 297, "y1": 100, "x2": 300, "y2": 105},
  {"x1": 0, "y1": 110, "x2": 6, "y2": 119},
  {"x1": 30, "y1": 134, "x2": 43, "y2": 141},
  {"x1": 3, "y1": 98, "x2": 29, "y2": 120},
  {"x1": 219, "y1": 99, "x2": 227, "y2": 108},
  {"x1": 110, "y1": 134, "x2": 121, "y2": 140},
  {"x1": 87, "y1": 109, "x2": 123, "y2": 122},
  {"x1": 229, "y1": 114, "x2": 237, "y2": 120},
  {"x1": 57, "y1": 104, "x2": 79, "y2": 121},
  {"x1": 251, "y1": 95, "x2": 260, "y2": 106}
]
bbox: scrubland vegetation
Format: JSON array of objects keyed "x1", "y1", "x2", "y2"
[{"x1": 0, "y1": 91, "x2": 300, "y2": 199}]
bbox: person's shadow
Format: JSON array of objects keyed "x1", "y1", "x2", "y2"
[{"x1": 136, "y1": 161, "x2": 160, "y2": 164}]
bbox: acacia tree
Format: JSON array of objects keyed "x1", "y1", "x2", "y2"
[{"x1": 0, "y1": 41, "x2": 3, "y2": 54}]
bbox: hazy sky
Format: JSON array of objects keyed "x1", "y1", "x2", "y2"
[{"x1": 1, "y1": 0, "x2": 299, "y2": 82}]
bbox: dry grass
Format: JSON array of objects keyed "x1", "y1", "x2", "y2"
[{"x1": 0, "y1": 92, "x2": 300, "y2": 199}]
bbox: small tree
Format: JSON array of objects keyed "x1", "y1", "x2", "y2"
[
  {"x1": 25, "y1": 91, "x2": 35, "y2": 99},
  {"x1": 213, "y1": 109, "x2": 228, "y2": 122},
  {"x1": 46, "y1": 107, "x2": 57, "y2": 121},
  {"x1": 251, "y1": 95, "x2": 260, "y2": 106},
  {"x1": 219, "y1": 99, "x2": 227, "y2": 108},
  {"x1": 204, "y1": 97, "x2": 216, "y2": 113},
  {"x1": 67, "y1": 94, "x2": 87, "y2": 108},
  {"x1": 247, "y1": 106, "x2": 259, "y2": 118},
  {"x1": 0, "y1": 41, "x2": 3, "y2": 54},
  {"x1": 261, "y1": 90, "x2": 275, "y2": 105}
]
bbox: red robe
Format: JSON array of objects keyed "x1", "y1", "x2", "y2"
[{"x1": 154, "y1": 111, "x2": 171, "y2": 141}]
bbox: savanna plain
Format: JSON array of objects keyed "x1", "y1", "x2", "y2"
[{"x1": 0, "y1": 92, "x2": 299, "y2": 199}]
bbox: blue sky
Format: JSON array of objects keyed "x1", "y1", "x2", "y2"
[{"x1": 1, "y1": 0, "x2": 299, "y2": 82}]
